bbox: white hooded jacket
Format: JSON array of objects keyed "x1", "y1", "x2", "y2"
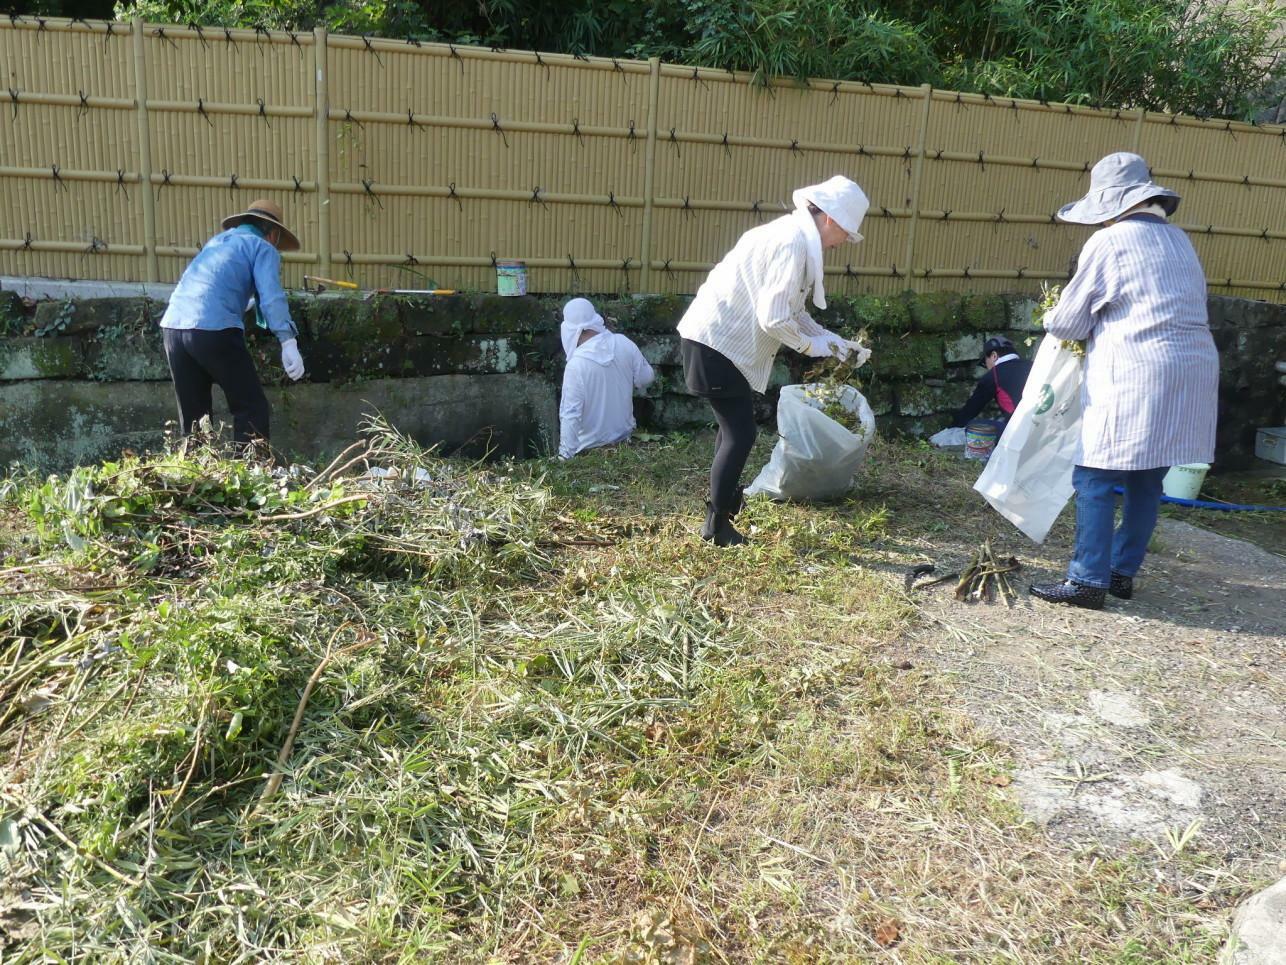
[{"x1": 559, "y1": 300, "x2": 655, "y2": 459}]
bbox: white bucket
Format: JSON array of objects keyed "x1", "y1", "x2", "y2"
[{"x1": 1162, "y1": 463, "x2": 1210, "y2": 500}]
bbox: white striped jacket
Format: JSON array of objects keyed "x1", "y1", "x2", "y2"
[
  {"x1": 677, "y1": 215, "x2": 828, "y2": 392},
  {"x1": 1044, "y1": 215, "x2": 1219, "y2": 470}
]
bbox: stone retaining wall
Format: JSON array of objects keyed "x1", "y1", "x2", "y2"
[{"x1": 0, "y1": 288, "x2": 1281, "y2": 472}]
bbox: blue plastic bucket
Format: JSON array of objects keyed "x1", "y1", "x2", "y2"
[{"x1": 496, "y1": 260, "x2": 527, "y2": 297}]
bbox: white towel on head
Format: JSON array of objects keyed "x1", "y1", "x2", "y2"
[
  {"x1": 790, "y1": 176, "x2": 870, "y2": 310},
  {"x1": 561, "y1": 297, "x2": 607, "y2": 359}
]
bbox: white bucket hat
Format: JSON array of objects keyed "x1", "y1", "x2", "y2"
[
  {"x1": 1057, "y1": 152, "x2": 1180, "y2": 225},
  {"x1": 792, "y1": 175, "x2": 869, "y2": 242}
]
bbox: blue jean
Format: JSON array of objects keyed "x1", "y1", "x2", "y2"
[{"x1": 1067, "y1": 465, "x2": 1168, "y2": 588}]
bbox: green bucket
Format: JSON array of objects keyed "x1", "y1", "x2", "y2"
[{"x1": 496, "y1": 260, "x2": 527, "y2": 297}]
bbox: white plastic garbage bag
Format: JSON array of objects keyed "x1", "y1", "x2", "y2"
[
  {"x1": 929, "y1": 427, "x2": 967, "y2": 448},
  {"x1": 745, "y1": 383, "x2": 876, "y2": 501},
  {"x1": 973, "y1": 335, "x2": 1084, "y2": 543}
]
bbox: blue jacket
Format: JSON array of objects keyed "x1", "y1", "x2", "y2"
[{"x1": 160, "y1": 225, "x2": 297, "y2": 342}]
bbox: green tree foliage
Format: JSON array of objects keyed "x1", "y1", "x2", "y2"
[{"x1": 19, "y1": 0, "x2": 1286, "y2": 119}]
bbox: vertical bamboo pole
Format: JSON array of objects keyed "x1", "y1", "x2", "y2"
[
  {"x1": 131, "y1": 18, "x2": 159, "y2": 283},
  {"x1": 639, "y1": 57, "x2": 661, "y2": 293},
  {"x1": 314, "y1": 27, "x2": 332, "y2": 278},
  {"x1": 1131, "y1": 108, "x2": 1146, "y2": 152},
  {"x1": 903, "y1": 83, "x2": 933, "y2": 292}
]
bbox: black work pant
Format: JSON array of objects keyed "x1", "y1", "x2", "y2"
[
  {"x1": 162, "y1": 327, "x2": 270, "y2": 443},
  {"x1": 681, "y1": 339, "x2": 758, "y2": 512}
]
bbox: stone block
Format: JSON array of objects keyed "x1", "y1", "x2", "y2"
[
  {"x1": 1208, "y1": 295, "x2": 1286, "y2": 330},
  {"x1": 0, "y1": 337, "x2": 85, "y2": 380},
  {"x1": 1006, "y1": 296, "x2": 1045, "y2": 332},
  {"x1": 908, "y1": 291, "x2": 961, "y2": 332},
  {"x1": 32, "y1": 297, "x2": 159, "y2": 336},
  {"x1": 819, "y1": 294, "x2": 912, "y2": 334},
  {"x1": 85, "y1": 328, "x2": 169, "y2": 381},
  {"x1": 895, "y1": 380, "x2": 974, "y2": 417},
  {"x1": 881, "y1": 413, "x2": 952, "y2": 438},
  {"x1": 944, "y1": 333, "x2": 984, "y2": 363},
  {"x1": 636, "y1": 334, "x2": 679, "y2": 367},
  {"x1": 400, "y1": 335, "x2": 526, "y2": 378},
  {"x1": 650, "y1": 393, "x2": 713, "y2": 429},
  {"x1": 296, "y1": 293, "x2": 401, "y2": 340},
  {"x1": 861, "y1": 382, "x2": 895, "y2": 417},
  {"x1": 959, "y1": 293, "x2": 1008, "y2": 332},
  {"x1": 867, "y1": 334, "x2": 945, "y2": 379},
  {"x1": 601, "y1": 294, "x2": 689, "y2": 333},
  {"x1": 0, "y1": 290, "x2": 27, "y2": 332}
]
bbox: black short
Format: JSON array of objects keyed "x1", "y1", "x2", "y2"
[{"x1": 680, "y1": 338, "x2": 752, "y2": 398}]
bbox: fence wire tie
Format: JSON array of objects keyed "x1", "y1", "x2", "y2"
[
  {"x1": 404, "y1": 253, "x2": 418, "y2": 266},
  {"x1": 844, "y1": 263, "x2": 856, "y2": 278},
  {"x1": 668, "y1": 128, "x2": 681, "y2": 157},
  {"x1": 790, "y1": 139, "x2": 803, "y2": 157},
  {"x1": 962, "y1": 266, "x2": 972, "y2": 279},
  {"x1": 607, "y1": 192, "x2": 623, "y2": 218},
  {"x1": 190, "y1": 23, "x2": 208, "y2": 49},
  {"x1": 76, "y1": 90, "x2": 90, "y2": 122},
  {"x1": 288, "y1": 31, "x2": 302, "y2": 53},
  {"x1": 933, "y1": 148, "x2": 943, "y2": 160},
  {"x1": 566, "y1": 255, "x2": 581, "y2": 287},
  {"x1": 448, "y1": 45, "x2": 464, "y2": 75},
  {"x1": 115, "y1": 169, "x2": 129, "y2": 199},
  {"x1": 362, "y1": 35, "x2": 384, "y2": 67},
  {"x1": 87, "y1": 236, "x2": 107, "y2": 254},
  {"x1": 891, "y1": 263, "x2": 901, "y2": 278},
  {"x1": 51, "y1": 164, "x2": 68, "y2": 193},
  {"x1": 1031, "y1": 157, "x2": 1040, "y2": 168},
  {"x1": 102, "y1": 20, "x2": 118, "y2": 47},
  {"x1": 829, "y1": 82, "x2": 841, "y2": 106},
  {"x1": 1261, "y1": 228, "x2": 1270, "y2": 242},
  {"x1": 447, "y1": 182, "x2": 462, "y2": 211},
  {"x1": 571, "y1": 118, "x2": 584, "y2": 146},
  {"x1": 1016, "y1": 266, "x2": 1026, "y2": 278},
  {"x1": 529, "y1": 186, "x2": 548, "y2": 211},
  {"x1": 228, "y1": 173, "x2": 239, "y2": 193},
  {"x1": 902, "y1": 146, "x2": 912, "y2": 160},
  {"x1": 856, "y1": 144, "x2": 869, "y2": 157},
  {"x1": 292, "y1": 175, "x2": 303, "y2": 193},
  {"x1": 1009, "y1": 99, "x2": 1019, "y2": 113},
  {"x1": 940, "y1": 209, "x2": 951, "y2": 220},
  {"x1": 752, "y1": 200, "x2": 764, "y2": 222},
  {"x1": 721, "y1": 132, "x2": 731, "y2": 157},
  {"x1": 534, "y1": 52, "x2": 550, "y2": 78},
  {"x1": 1241, "y1": 175, "x2": 1251, "y2": 188},
  {"x1": 627, "y1": 120, "x2": 638, "y2": 153},
  {"x1": 22, "y1": 231, "x2": 33, "y2": 251},
  {"x1": 572, "y1": 50, "x2": 590, "y2": 63},
  {"x1": 490, "y1": 113, "x2": 509, "y2": 148},
  {"x1": 690, "y1": 67, "x2": 708, "y2": 90},
  {"x1": 257, "y1": 98, "x2": 271, "y2": 128},
  {"x1": 197, "y1": 98, "x2": 214, "y2": 126},
  {"x1": 1206, "y1": 224, "x2": 1215, "y2": 234},
  {"x1": 662, "y1": 258, "x2": 674, "y2": 278},
  {"x1": 344, "y1": 109, "x2": 365, "y2": 130},
  {"x1": 343, "y1": 250, "x2": 353, "y2": 276},
  {"x1": 894, "y1": 88, "x2": 906, "y2": 98},
  {"x1": 406, "y1": 109, "x2": 425, "y2": 132},
  {"x1": 223, "y1": 28, "x2": 238, "y2": 52},
  {"x1": 976, "y1": 150, "x2": 985, "y2": 170},
  {"x1": 490, "y1": 251, "x2": 499, "y2": 269},
  {"x1": 405, "y1": 37, "x2": 422, "y2": 48},
  {"x1": 612, "y1": 59, "x2": 624, "y2": 77},
  {"x1": 880, "y1": 206, "x2": 893, "y2": 219},
  {"x1": 680, "y1": 196, "x2": 694, "y2": 219},
  {"x1": 995, "y1": 208, "x2": 1006, "y2": 223},
  {"x1": 153, "y1": 27, "x2": 179, "y2": 51},
  {"x1": 35, "y1": 18, "x2": 47, "y2": 32},
  {"x1": 7, "y1": 13, "x2": 22, "y2": 25},
  {"x1": 8, "y1": 88, "x2": 19, "y2": 120},
  {"x1": 361, "y1": 178, "x2": 383, "y2": 209}
]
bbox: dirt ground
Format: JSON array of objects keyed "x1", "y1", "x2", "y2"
[{"x1": 896, "y1": 497, "x2": 1285, "y2": 889}]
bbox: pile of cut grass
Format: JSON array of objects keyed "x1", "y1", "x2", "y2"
[{"x1": 0, "y1": 426, "x2": 1233, "y2": 960}]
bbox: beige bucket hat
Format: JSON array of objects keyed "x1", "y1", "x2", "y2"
[{"x1": 222, "y1": 199, "x2": 301, "y2": 251}]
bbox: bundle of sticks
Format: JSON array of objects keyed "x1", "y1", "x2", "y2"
[{"x1": 954, "y1": 540, "x2": 1020, "y2": 605}]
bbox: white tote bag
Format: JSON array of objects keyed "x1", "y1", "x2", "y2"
[
  {"x1": 746, "y1": 383, "x2": 876, "y2": 501},
  {"x1": 973, "y1": 336, "x2": 1084, "y2": 542}
]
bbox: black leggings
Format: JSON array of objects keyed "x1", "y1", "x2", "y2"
[
  {"x1": 707, "y1": 394, "x2": 757, "y2": 511},
  {"x1": 162, "y1": 327, "x2": 271, "y2": 443}
]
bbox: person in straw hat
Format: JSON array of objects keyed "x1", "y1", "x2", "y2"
[
  {"x1": 677, "y1": 175, "x2": 872, "y2": 546},
  {"x1": 159, "y1": 199, "x2": 306, "y2": 445},
  {"x1": 1029, "y1": 152, "x2": 1219, "y2": 610}
]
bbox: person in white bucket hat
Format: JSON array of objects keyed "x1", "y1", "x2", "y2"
[
  {"x1": 557, "y1": 297, "x2": 655, "y2": 459},
  {"x1": 1029, "y1": 152, "x2": 1219, "y2": 610},
  {"x1": 677, "y1": 175, "x2": 872, "y2": 546}
]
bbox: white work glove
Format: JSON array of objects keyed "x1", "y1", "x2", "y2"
[
  {"x1": 280, "y1": 338, "x2": 305, "y2": 381},
  {"x1": 846, "y1": 341, "x2": 872, "y2": 368},
  {"x1": 804, "y1": 333, "x2": 851, "y2": 360}
]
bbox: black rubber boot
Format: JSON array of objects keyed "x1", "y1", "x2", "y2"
[
  {"x1": 1108, "y1": 572, "x2": 1134, "y2": 599},
  {"x1": 1029, "y1": 579, "x2": 1106, "y2": 610},
  {"x1": 701, "y1": 500, "x2": 747, "y2": 547}
]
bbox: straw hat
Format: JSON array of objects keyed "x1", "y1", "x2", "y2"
[
  {"x1": 221, "y1": 199, "x2": 301, "y2": 251},
  {"x1": 1056, "y1": 152, "x2": 1179, "y2": 226}
]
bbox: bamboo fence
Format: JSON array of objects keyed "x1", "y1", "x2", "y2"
[{"x1": 2, "y1": 16, "x2": 1284, "y2": 301}]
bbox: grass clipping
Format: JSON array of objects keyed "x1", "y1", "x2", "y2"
[
  {"x1": 1036, "y1": 283, "x2": 1087, "y2": 358},
  {"x1": 800, "y1": 335, "x2": 870, "y2": 434}
]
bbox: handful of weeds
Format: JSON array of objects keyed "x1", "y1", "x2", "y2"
[
  {"x1": 1035, "y1": 284, "x2": 1086, "y2": 358},
  {"x1": 801, "y1": 332, "x2": 871, "y2": 435}
]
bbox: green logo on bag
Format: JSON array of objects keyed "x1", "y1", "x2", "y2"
[{"x1": 1034, "y1": 384, "x2": 1055, "y2": 414}]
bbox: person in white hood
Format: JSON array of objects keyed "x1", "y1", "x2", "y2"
[
  {"x1": 677, "y1": 175, "x2": 872, "y2": 546},
  {"x1": 558, "y1": 298, "x2": 656, "y2": 459}
]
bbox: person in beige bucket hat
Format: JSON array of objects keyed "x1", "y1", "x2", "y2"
[{"x1": 159, "y1": 199, "x2": 306, "y2": 446}]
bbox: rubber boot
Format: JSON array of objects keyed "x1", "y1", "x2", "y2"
[{"x1": 701, "y1": 500, "x2": 746, "y2": 547}]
